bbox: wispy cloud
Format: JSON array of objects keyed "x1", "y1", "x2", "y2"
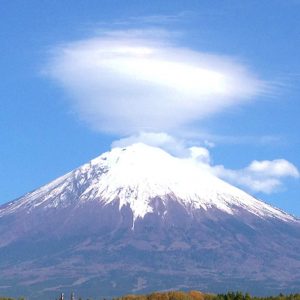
[
  {"x1": 45, "y1": 28, "x2": 266, "y2": 135},
  {"x1": 112, "y1": 132, "x2": 189, "y2": 157},
  {"x1": 123, "y1": 12, "x2": 192, "y2": 25},
  {"x1": 112, "y1": 131, "x2": 212, "y2": 162},
  {"x1": 214, "y1": 160, "x2": 299, "y2": 194}
]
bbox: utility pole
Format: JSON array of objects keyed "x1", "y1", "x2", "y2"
[{"x1": 71, "y1": 292, "x2": 75, "y2": 300}]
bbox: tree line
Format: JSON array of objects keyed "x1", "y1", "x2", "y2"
[
  {"x1": 114, "y1": 291, "x2": 300, "y2": 300},
  {"x1": 1, "y1": 290, "x2": 300, "y2": 300}
]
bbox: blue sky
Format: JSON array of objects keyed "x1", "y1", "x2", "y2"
[{"x1": 1, "y1": 1, "x2": 300, "y2": 216}]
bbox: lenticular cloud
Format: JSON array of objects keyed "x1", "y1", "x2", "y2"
[{"x1": 46, "y1": 29, "x2": 266, "y2": 134}]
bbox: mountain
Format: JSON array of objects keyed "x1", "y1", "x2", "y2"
[{"x1": 0, "y1": 143, "x2": 299, "y2": 299}]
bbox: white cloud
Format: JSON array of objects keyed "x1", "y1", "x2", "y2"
[
  {"x1": 247, "y1": 159, "x2": 299, "y2": 178},
  {"x1": 112, "y1": 131, "x2": 212, "y2": 163},
  {"x1": 112, "y1": 132, "x2": 189, "y2": 157},
  {"x1": 189, "y1": 146, "x2": 211, "y2": 164},
  {"x1": 213, "y1": 159, "x2": 299, "y2": 194},
  {"x1": 46, "y1": 29, "x2": 266, "y2": 135}
]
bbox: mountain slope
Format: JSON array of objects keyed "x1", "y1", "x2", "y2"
[{"x1": 0, "y1": 143, "x2": 299, "y2": 299}]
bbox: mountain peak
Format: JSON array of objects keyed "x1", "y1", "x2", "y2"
[{"x1": 1, "y1": 143, "x2": 295, "y2": 225}]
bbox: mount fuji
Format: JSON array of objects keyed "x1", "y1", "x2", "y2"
[{"x1": 0, "y1": 143, "x2": 299, "y2": 299}]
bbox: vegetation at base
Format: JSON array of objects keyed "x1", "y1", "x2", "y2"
[
  {"x1": 114, "y1": 291, "x2": 300, "y2": 300},
  {"x1": 1, "y1": 291, "x2": 300, "y2": 300},
  {"x1": 0, "y1": 298, "x2": 24, "y2": 300}
]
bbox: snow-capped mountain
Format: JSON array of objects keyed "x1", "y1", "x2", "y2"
[
  {"x1": 0, "y1": 144, "x2": 299, "y2": 299},
  {"x1": 0, "y1": 143, "x2": 294, "y2": 223}
]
